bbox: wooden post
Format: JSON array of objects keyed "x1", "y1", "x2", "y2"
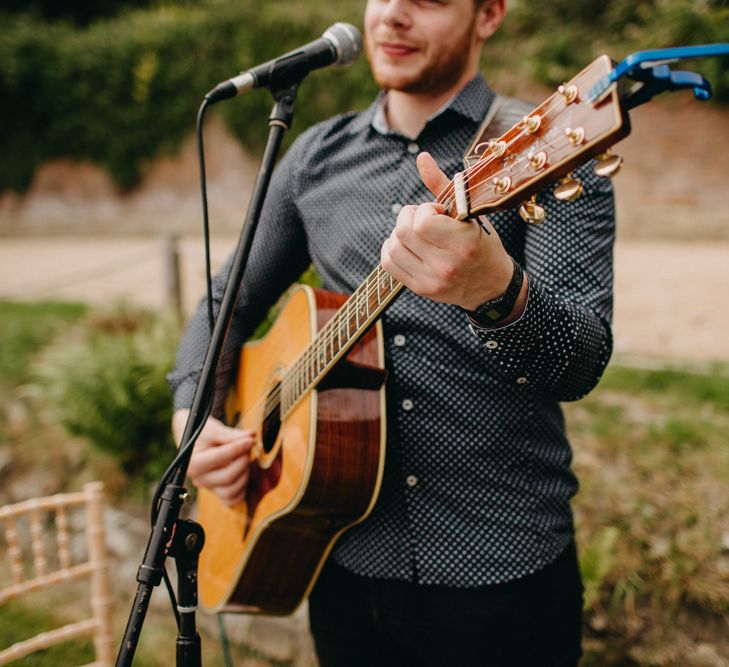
[{"x1": 163, "y1": 233, "x2": 183, "y2": 321}]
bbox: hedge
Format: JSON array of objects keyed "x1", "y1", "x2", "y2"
[
  {"x1": 1, "y1": 0, "x2": 726, "y2": 192},
  {"x1": 0, "y1": 0, "x2": 374, "y2": 191}
]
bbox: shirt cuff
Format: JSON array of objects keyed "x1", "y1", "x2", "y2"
[
  {"x1": 466, "y1": 275, "x2": 583, "y2": 392},
  {"x1": 171, "y1": 377, "x2": 198, "y2": 413}
]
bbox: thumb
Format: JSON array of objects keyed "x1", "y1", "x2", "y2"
[{"x1": 416, "y1": 152, "x2": 451, "y2": 198}]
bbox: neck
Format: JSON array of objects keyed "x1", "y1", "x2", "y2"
[{"x1": 384, "y1": 70, "x2": 479, "y2": 139}]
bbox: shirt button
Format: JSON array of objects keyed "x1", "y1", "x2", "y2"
[
  {"x1": 485, "y1": 340, "x2": 499, "y2": 349},
  {"x1": 391, "y1": 202, "x2": 403, "y2": 214},
  {"x1": 402, "y1": 399, "x2": 414, "y2": 411},
  {"x1": 394, "y1": 334, "x2": 406, "y2": 346},
  {"x1": 406, "y1": 475, "x2": 418, "y2": 487},
  {"x1": 407, "y1": 142, "x2": 420, "y2": 154},
  {"x1": 516, "y1": 376, "x2": 528, "y2": 385}
]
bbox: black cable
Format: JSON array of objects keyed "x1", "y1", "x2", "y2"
[
  {"x1": 151, "y1": 388, "x2": 213, "y2": 525},
  {"x1": 151, "y1": 95, "x2": 221, "y2": 525},
  {"x1": 149, "y1": 96, "x2": 220, "y2": 617},
  {"x1": 163, "y1": 569, "x2": 182, "y2": 630},
  {"x1": 197, "y1": 97, "x2": 216, "y2": 336}
]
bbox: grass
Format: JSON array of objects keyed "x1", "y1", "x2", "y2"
[
  {"x1": 566, "y1": 364, "x2": 729, "y2": 664},
  {"x1": 0, "y1": 300, "x2": 87, "y2": 389},
  {"x1": 0, "y1": 300, "x2": 293, "y2": 667},
  {"x1": 0, "y1": 594, "x2": 293, "y2": 667},
  {"x1": 1, "y1": 300, "x2": 728, "y2": 664},
  {"x1": 0, "y1": 599, "x2": 95, "y2": 666}
]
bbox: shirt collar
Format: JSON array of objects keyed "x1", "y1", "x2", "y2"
[{"x1": 348, "y1": 73, "x2": 494, "y2": 137}]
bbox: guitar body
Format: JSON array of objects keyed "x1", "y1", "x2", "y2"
[{"x1": 198, "y1": 284, "x2": 387, "y2": 615}]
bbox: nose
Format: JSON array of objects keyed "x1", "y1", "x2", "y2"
[{"x1": 382, "y1": 0, "x2": 412, "y2": 30}]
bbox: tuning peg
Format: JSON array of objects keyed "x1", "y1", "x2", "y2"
[
  {"x1": 492, "y1": 176, "x2": 512, "y2": 195},
  {"x1": 528, "y1": 151, "x2": 547, "y2": 171},
  {"x1": 522, "y1": 114, "x2": 543, "y2": 133},
  {"x1": 565, "y1": 126, "x2": 586, "y2": 146},
  {"x1": 487, "y1": 140, "x2": 507, "y2": 157},
  {"x1": 594, "y1": 151, "x2": 623, "y2": 178},
  {"x1": 558, "y1": 83, "x2": 579, "y2": 104},
  {"x1": 554, "y1": 173, "x2": 584, "y2": 202},
  {"x1": 519, "y1": 196, "x2": 546, "y2": 225}
]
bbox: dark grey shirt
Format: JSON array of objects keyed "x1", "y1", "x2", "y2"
[{"x1": 169, "y1": 75, "x2": 615, "y2": 587}]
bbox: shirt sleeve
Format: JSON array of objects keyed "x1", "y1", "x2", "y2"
[
  {"x1": 468, "y1": 162, "x2": 615, "y2": 401},
  {"x1": 167, "y1": 133, "x2": 313, "y2": 418}
]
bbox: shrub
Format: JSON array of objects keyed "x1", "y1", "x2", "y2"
[
  {"x1": 33, "y1": 306, "x2": 180, "y2": 481},
  {"x1": 486, "y1": 0, "x2": 729, "y2": 102},
  {"x1": 0, "y1": 0, "x2": 373, "y2": 192},
  {"x1": 1, "y1": 0, "x2": 727, "y2": 193}
]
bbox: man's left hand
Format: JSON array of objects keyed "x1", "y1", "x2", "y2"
[{"x1": 380, "y1": 152, "x2": 515, "y2": 312}]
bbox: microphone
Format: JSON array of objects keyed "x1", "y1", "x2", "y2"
[{"x1": 206, "y1": 22, "x2": 363, "y2": 104}]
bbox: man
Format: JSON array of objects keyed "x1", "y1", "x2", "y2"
[{"x1": 169, "y1": 0, "x2": 615, "y2": 664}]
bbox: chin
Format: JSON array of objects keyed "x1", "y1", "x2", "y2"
[{"x1": 371, "y1": 66, "x2": 423, "y2": 92}]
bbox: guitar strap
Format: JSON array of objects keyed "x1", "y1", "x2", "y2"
[{"x1": 463, "y1": 94, "x2": 535, "y2": 168}]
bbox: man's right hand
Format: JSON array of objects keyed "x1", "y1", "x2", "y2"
[{"x1": 172, "y1": 409, "x2": 255, "y2": 507}]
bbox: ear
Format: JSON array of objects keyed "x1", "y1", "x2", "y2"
[{"x1": 475, "y1": 0, "x2": 506, "y2": 42}]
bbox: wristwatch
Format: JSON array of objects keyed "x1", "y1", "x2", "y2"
[{"x1": 465, "y1": 257, "x2": 524, "y2": 326}]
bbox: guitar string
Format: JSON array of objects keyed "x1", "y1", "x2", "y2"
[
  {"x1": 284, "y1": 87, "x2": 587, "y2": 389},
  {"x1": 248, "y1": 111, "x2": 578, "y2": 425},
  {"x1": 432, "y1": 93, "x2": 584, "y2": 207},
  {"x1": 237, "y1": 93, "x2": 593, "y2": 425},
  {"x1": 243, "y1": 267, "x2": 399, "y2": 427},
  {"x1": 231, "y1": 266, "x2": 396, "y2": 428},
  {"x1": 253, "y1": 126, "x2": 575, "y2": 426}
]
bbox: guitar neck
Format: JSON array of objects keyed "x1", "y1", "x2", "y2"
[
  {"x1": 280, "y1": 53, "x2": 632, "y2": 417},
  {"x1": 281, "y1": 264, "x2": 404, "y2": 417}
]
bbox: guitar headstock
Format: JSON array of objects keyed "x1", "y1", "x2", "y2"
[{"x1": 444, "y1": 55, "x2": 631, "y2": 224}]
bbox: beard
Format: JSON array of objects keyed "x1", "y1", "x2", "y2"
[{"x1": 365, "y1": 21, "x2": 477, "y2": 96}]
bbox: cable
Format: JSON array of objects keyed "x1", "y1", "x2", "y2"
[
  {"x1": 196, "y1": 98, "x2": 216, "y2": 337},
  {"x1": 163, "y1": 569, "x2": 182, "y2": 630},
  {"x1": 150, "y1": 96, "x2": 220, "y2": 617}
]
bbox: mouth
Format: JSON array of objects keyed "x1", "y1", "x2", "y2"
[{"x1": 378, "y1": 42, "x2": 419, "y2": 57}]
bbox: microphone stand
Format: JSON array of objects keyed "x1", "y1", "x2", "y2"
[{"x1": 115, "y1": 82, "x2": 300, "y2": 667}]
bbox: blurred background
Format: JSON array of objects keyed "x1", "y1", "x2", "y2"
[{"x1": 0, "y1": 1, "x2": 727, "y2": 665}]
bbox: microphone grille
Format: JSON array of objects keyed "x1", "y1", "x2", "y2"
[{"x1": 323, "y1": 23, "x2": 363, "y2": 66}]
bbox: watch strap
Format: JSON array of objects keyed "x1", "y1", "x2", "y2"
[{"x1": 465, "y1": 258, "x2": 524, "y2": 326}]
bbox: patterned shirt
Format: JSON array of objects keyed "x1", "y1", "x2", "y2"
[{"x1": 168, "y1": 75, "x2": 615, "y2": 587}]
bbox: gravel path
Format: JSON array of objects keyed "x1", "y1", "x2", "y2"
[{"x1": 1, "y1": 235, "x2": 727, "y2": 364}]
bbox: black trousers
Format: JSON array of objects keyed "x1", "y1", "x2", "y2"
[{"x1": 309, "y1": 542, "x2": 584, "y2": 667}]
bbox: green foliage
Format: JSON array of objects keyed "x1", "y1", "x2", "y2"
[
  {"x1": 486, "y1": 0, "x2": 729, "y2": 101},
  {"x1": 0, "y1": 0, "x2": 374, "y2": 192},
  {"x1": 0, "y1": 0, "x2": 729, "y2": 191},
  {"x1": 580, "y1": 526, "x2": 620, "y2": 610},
  {"x1": 600, "y1": 364, "x2": 729, "y2": 411},
  {"x1": 567, "y1": 363, "x2": 729, "y2": 661},
  {"x1": 0, "y1": 0, "x2": 154, "y2": 26},
  {"x1": 2, "y1": 0, "x2": 726, "y2": 193},
  {"x1": 0, "y1": 600, "x2": 95, "y2": 666},
  {"x1": 33, "y1": 306, "x2": 180, "y2": 480},
  {"x1": 0, "y1": 300, "x2": 87, "y2": 388}
]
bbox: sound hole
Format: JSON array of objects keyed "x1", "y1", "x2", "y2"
[{"x1": 261, "y1": 381, "x2": 282, "y2": 454}]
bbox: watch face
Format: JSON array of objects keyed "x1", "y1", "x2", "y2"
[
  {"x1": 470, "y1": 260, "x2": 523, "y2": 325},
  {"x1": 476, "y1": 304, "x2": 506, "y2": 323}
]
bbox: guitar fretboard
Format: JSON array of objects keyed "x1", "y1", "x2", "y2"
[{"x1": 280, "y1": 264, "x2": 402, "y2": 417}]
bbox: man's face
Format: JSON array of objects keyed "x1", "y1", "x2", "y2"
[{"x1": 364, "y1": 0, "x2": 489, "y2": 96}]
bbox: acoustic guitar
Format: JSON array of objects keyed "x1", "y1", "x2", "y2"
[{"x1": 197, "y1": 54, "x2": 633, "y2": 615}]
